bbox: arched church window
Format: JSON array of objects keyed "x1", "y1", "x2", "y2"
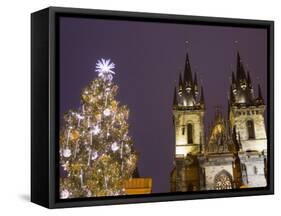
[
  {"x1": 215, "y1": 172, "x2": 232, "y2": 190},
  {"x1": 187, "y1": 123, "x2": 193, "y2": 144},
  {"x1": 246, "y1": 120, "x2": 255, "y2": 139}
]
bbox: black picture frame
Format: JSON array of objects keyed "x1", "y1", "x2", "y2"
[{"x1": 31, "y1": 6, "x2": 274, "y2": 208}]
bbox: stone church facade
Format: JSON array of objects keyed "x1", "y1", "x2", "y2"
[{"x1": 170, "y1": 52, "x2": 267, "y2": 191}]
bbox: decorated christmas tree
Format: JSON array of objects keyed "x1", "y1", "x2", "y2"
[{"x1": 59, "y1": 59, "x2": 137, "y2": 198}]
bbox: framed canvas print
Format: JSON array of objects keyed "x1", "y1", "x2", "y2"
[{"x1": 31, "y1": 6, "x2": 274, "y2": 208}]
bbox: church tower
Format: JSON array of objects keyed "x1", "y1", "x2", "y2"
[
  {"x1": 171, "y1": 52, "x2": 205, "y2": 192},
  {"x1": 172, "y1": 52, "x2": 205, "y2": 157},
  {"x1": 228, "y1": 52, "x2": 267, "y2": 187}
]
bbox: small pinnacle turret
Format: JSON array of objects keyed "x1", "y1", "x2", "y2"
[
  {"x1": 256, "y1": 84, "x2": 264, "y2": 104},
  {"x1": 173, "y1": 86, "x2": 178, "y2": 106}
]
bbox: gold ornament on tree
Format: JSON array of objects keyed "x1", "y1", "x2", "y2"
[{"x1": 70, "y1": 130, "x2": 79, "y2": 141}]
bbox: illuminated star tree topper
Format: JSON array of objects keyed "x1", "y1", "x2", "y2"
[{"x1": 95, "y1": 58, "x2": 115, "y2": 81}]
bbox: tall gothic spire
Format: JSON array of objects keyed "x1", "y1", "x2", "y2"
[
  {"x1": 236, "y1": 52, "x2": 247, "y2": 81},
  {"x1": 173, "y1": 51, "x2": 204, "y2": 109},
  {"x1": 240, "y1": 64, "x2": 247, "y2": 81},
  {"x1": 184, "y1": 52, "x2": 193, "y2": 88},
  {"x1": 230, "y1": 51, "x2": 256, "y2": 105}
]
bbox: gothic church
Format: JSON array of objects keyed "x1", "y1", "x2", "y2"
[{"x1": 170, "y1": 52, "x2": 267, "y2": 191}]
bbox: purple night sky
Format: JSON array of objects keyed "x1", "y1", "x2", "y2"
[{"x1": 59, "y1": 16, "x2": 267, "y2": 193}]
